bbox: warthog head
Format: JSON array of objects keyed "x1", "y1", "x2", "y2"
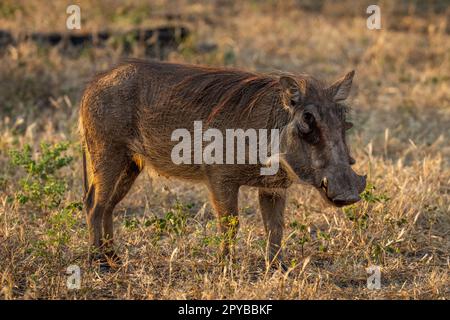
[{"x1": 278, "y1": 71, "x2": 366, "y2": 207}]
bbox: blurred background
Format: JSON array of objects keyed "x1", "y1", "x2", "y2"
[{"x1": 1, "y1": 0, "x2": 449, "y2": 158}]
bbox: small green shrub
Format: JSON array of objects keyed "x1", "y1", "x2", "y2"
[
  {"x1": 344, "y1": 182, "x2": 390, "y2": 229},
  {"x1": 145, "y1": 202, "x2": 191, "y2": 237},
  {"x1": 124, "y1": 217, "x2": 141, "y2": 230},
  {"x1": 32, "y1": 201, "x2": 82, "y2": 256},
  {"x1": 9, "y1": 142, "x2": 73, "y2": 211},
  {"x1": 317, "y1": 230, "x2": 331, "y2": 252},
  {"x1": 290, "y1": 220, "x2": 310, "y2": 255},
  {"x1": 360, "y1": 182, "x2": 390, "y2": 203},
  {"x1": 201, "y1": 234, "x2": 223, "y2": 247},
  {"x1": 344, "y1": 205, "x2": 369, "y2": 229}
]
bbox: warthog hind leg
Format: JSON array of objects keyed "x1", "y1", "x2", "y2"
[{"x1": 84, "y1": 147, "x2": 142, "y2": 270}]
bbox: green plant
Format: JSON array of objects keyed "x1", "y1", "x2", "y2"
[
  {"x1": 9, "y1": 142, "x2": 73, "y2": 211},
  {"x1": 344, "y1": 182, "x2": 390, "y2": 229},
  {"x1": 145, "y1": 202, "x2": 190, "y2": 237},
  {"x1": 344, "y1": 205, "x2": 369, "y2": 229},
  {"x1": 290, "y1": 220, "x2": 310, "y2": 256},
  {"x1": 215, "y1": 215, "x2": 240, "y2": 250},
  {"x1": 45, "y1": 202, "x2": 81, "y2": 246},
  {"x1": 317, "y1": 230, "x2": 331, "y2": 252},
  {"x1": 201, "y1": 234, "x2": 222, "y2": 247},
  {"x1": 124, "y1": 217, "x2": 141, "y2": 229},
  {"x1": 0, "y1": 175, "x2": 7, "y2": 191},
  {"x1": 32, "y1": 201, "x2": 82, "y2": 256},
  {"x1": 370, "y1": 240, "x2": 400, "y2": 264},
  {"x1": 360, "y1": 182, "x2": 390, "y2": 203}
]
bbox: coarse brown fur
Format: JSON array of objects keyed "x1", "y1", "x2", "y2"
[{"x1": 79, "y1": 59, "x2": 365, "y2": 269}]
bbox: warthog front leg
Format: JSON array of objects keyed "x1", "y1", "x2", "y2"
[
  {"x1": 207, "y1": 179, "x2": 240, "y2": 259},
  {"x1": 258, "y1": 188, "x2": 287, "y2": 270}
]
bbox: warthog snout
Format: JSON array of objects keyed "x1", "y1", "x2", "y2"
[{"x1": 319, "y1": 169, "x2": 366, "y2": 207}]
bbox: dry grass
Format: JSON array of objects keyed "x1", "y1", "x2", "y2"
[{"x1": 0, "y1": 0, "x2": 449, "y2": 299}]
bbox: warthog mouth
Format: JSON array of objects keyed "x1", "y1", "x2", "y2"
[
  {"x1": 318, "y1": 177, "x2": 361, "y2": 208},
  {"x1": 277, "y1": 156, "x2": 363, "y2": 207},
  {"x1": 318, "y1": 178, "x2": 335, "y2": 205}
]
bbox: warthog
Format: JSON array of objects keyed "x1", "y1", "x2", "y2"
[{"x1": 79, "y1": 59, "x2": 366, "y2": 269}]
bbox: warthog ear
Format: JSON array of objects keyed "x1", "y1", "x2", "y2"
[
  {"x1": 328, "y1": 70, "x2": 355, "y2": 101},
  {"x1": 279, "y1": 76, "x2": 306, "y2": 109}
]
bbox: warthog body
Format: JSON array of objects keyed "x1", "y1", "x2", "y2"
[{"x1": 79, "y1": 59, "x2": 366, "y2": 268}]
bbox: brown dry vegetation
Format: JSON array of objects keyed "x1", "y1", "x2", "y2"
[{"x1": 0, "y1": 0, "x2": 449, "y2": 299}]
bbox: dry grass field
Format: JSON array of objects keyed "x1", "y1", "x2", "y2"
[{"x1": 0, "y1": 0, "x2": 449, "y2": 299}]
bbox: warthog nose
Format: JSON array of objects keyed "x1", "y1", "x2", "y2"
[{"x1": 332, "y1": 195, "x2": 361, "y2": 207}]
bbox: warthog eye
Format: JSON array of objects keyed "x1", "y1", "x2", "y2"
[
  {"x1": 297, "y1": 112, "x2": 319, "y2": 144},
  {"x1": 303, "y1": 111, "x2": 314, "y2": 125}
]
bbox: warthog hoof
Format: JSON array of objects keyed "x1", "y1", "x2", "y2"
[
  {"x1": 268, "y1": 259, "x2": 288, "y2": 273},
  {"x1": 90, "y1": 251, "x2": 121, "y2": 272}
]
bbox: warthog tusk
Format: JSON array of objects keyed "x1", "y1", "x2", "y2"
[{"x1": 321, "y1": 177, "x2": 328, "y2": 188}]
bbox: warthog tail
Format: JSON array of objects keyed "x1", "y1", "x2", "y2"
[{"x1": 82, "y1": 147, "x2": 88, "y2": 200}]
